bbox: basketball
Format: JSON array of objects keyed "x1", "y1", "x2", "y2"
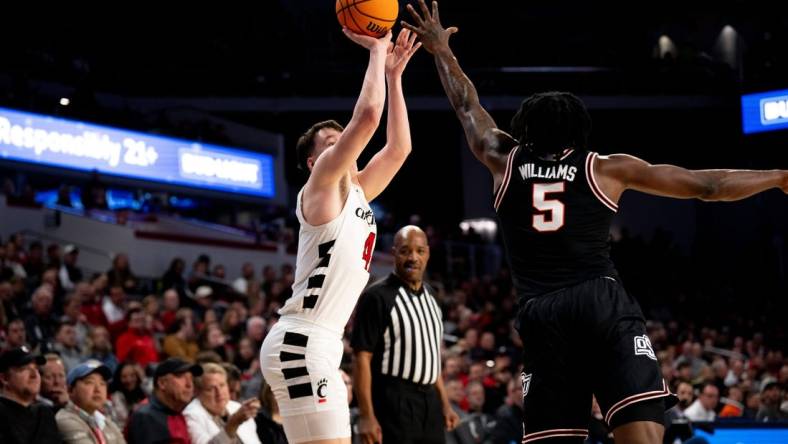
[{"x1": 336, "y1": 0, "x2": 398, "y2": 38}]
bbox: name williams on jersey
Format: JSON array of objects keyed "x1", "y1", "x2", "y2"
[{"x1": 518, "y1": 163, "x2": 578, "y2": 182}]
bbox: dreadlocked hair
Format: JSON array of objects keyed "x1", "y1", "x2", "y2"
[{"x1": 510, "y1": 92, "x2": 591, "y2": 160}]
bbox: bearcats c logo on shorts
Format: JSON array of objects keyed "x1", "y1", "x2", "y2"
[
  {"x1": 633, "y1": 335, "x2": 657, "y2": 360},
  {"x1": 317, "y1": 378, "x2": 328, "y2": 403}
]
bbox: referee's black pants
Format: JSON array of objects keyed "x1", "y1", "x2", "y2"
[{"x1": 372, "y1": 376, "x2": 445, "y2": 444}]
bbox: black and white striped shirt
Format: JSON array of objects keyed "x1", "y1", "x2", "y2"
[{"x1": 352, "y1": 273, "x2": 443, "y2": 385}]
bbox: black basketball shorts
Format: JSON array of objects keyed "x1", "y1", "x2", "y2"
[{"x1": 516, "y1": 276, "x2": 677, "y2": 442}]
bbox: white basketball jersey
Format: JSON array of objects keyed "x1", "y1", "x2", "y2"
[{"x1": 279, "y1": 182, "x2": 377, "y2": 334}]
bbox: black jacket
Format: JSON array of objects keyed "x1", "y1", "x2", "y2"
[
  {"x1": 0, "y1": 396, "x2": 62, "y2": 444},
  {"x1": 127, "y1": 395, "x2": 191, "y2": 444}
]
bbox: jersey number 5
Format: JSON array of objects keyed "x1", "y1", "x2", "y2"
[
  {"x1": 532, "y1": 183, "x2": 565, "y2": 232},
  {"x1": 362, "y1": 232, "x2": 376, "y2": 271}
]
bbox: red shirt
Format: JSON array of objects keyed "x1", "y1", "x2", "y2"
[
  {"x1": 81, "y1": 303, "x2": 108, "y2": 327},
  {"x1": 160, "y1": 310, "x2": 177, "y2": 332},
  {"x1": 116, "y1": 329, "x2": 159, "y2": 367}
]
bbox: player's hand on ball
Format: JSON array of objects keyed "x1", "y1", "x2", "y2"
[
  {"x1": 343, "y1": 27, "x2": 392, "y2": 52},
  {"x1": 401, "y1": 0, "x2": 457, "y2": 54},
  {"x1": 385, "y1": 28, "x2": 422, "y2": 77}
]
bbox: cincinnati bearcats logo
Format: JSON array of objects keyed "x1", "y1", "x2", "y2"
[
  {"x1": 634, "y1": 335, "x2": 657, "y2": 360},
  {"x1": 355, "y1": 207, "x2": 376, "y2": 226},
  {"x1": 317, "y1": 378, "x2": 328, "y2": 403}
]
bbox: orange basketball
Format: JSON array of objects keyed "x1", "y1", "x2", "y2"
[{"x1": 336, "y1": 0, "x2": 399, "y2": 38}]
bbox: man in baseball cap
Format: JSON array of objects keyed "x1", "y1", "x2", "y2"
[
  {"x1": 127, "y1": 358, "x2": 203, "y2": 444},
  {"x1": 57, "y1": 359, "x2": 126, "y2": 443},
  {"x1": 153, "y1": 357, "x2": 204, "y2": 385},
  {"x1": 757, "y1": 380, "x2": 787, "y2": 421},
  {"x1": 67, "y1": 359, "x2": 112, "y2": 386},
  {"x1": 60, "y1": 244, "x2": 82, "y2": 291},
  {"x1": 0, "y1": 345, "x2": 47, "y2": 372},
  {"x1": 0, "y1": 347, "x2": 60, "y2": 444}
]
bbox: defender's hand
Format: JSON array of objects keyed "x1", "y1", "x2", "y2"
[{"x1": 401, "y1": 0, "x2": 458, "y2": 54}]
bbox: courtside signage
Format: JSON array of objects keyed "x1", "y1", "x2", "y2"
[
  {"x1": 0, "y1": 106, "x2": 275, "y2": 197},
  {"x1": 741, "y1": 89, "x2": 788, "y2": 134}
]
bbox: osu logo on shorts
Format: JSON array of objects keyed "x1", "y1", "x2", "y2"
[
  {"x1": 521, "y1": 372, "x2": 532, "y2": 398},
  {"x1": 317, "y1": 378, "x2": 328, "y2": 404},
  {"x1": 634, "y1": 335, "x2": 657, "y2": 360}
]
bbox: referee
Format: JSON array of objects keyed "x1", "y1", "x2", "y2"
[{"x1": 352, "y1": 225, "x2": 459, "y2": 444}]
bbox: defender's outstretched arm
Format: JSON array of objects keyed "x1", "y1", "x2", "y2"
[{"x1": 403, "y1": 0, "x2": 516, "y2": 189}]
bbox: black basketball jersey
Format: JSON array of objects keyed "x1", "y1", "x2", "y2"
[{"x1": 495, "y1": 147, "x2": 619, "y2": 300}]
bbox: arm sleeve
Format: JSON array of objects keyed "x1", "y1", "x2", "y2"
[
  {"x1": 59, "y1": 266, "x2": 74, "y2": 290},
  {"x1": 127, "y1": 410, "x2": 160, "y2": 444},
  {"x1": 351, "y1": 288, "x2": 387, "y2": 353},
  {"x1": 55, "y1": 415, "x2": 88, "y2": 444},
  {"x1": 115, "y1": 335, "x2": 130, "y2": 363},
  {"x1": 184, "y1": 411, "x2": 233, "y2": 444},
  {"x1": 162, "y1": 336, "x2": 182, "y2": 359}
]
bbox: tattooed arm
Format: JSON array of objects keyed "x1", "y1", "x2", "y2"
[{"x1": 402, "y1": 0, "x2": 517, "y2": 190}]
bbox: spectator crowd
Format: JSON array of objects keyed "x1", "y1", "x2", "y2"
[{"x1": 0, "y1": 226, "x2": 786, "y2": 444}]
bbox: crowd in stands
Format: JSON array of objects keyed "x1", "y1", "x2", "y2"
[{"x1": 0, "y1": 225, "x2": 786, "y2": 443}]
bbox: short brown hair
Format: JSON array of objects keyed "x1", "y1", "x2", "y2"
[{"x1": 295, "y1": 120, "x2": 344, "y2": 171}]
